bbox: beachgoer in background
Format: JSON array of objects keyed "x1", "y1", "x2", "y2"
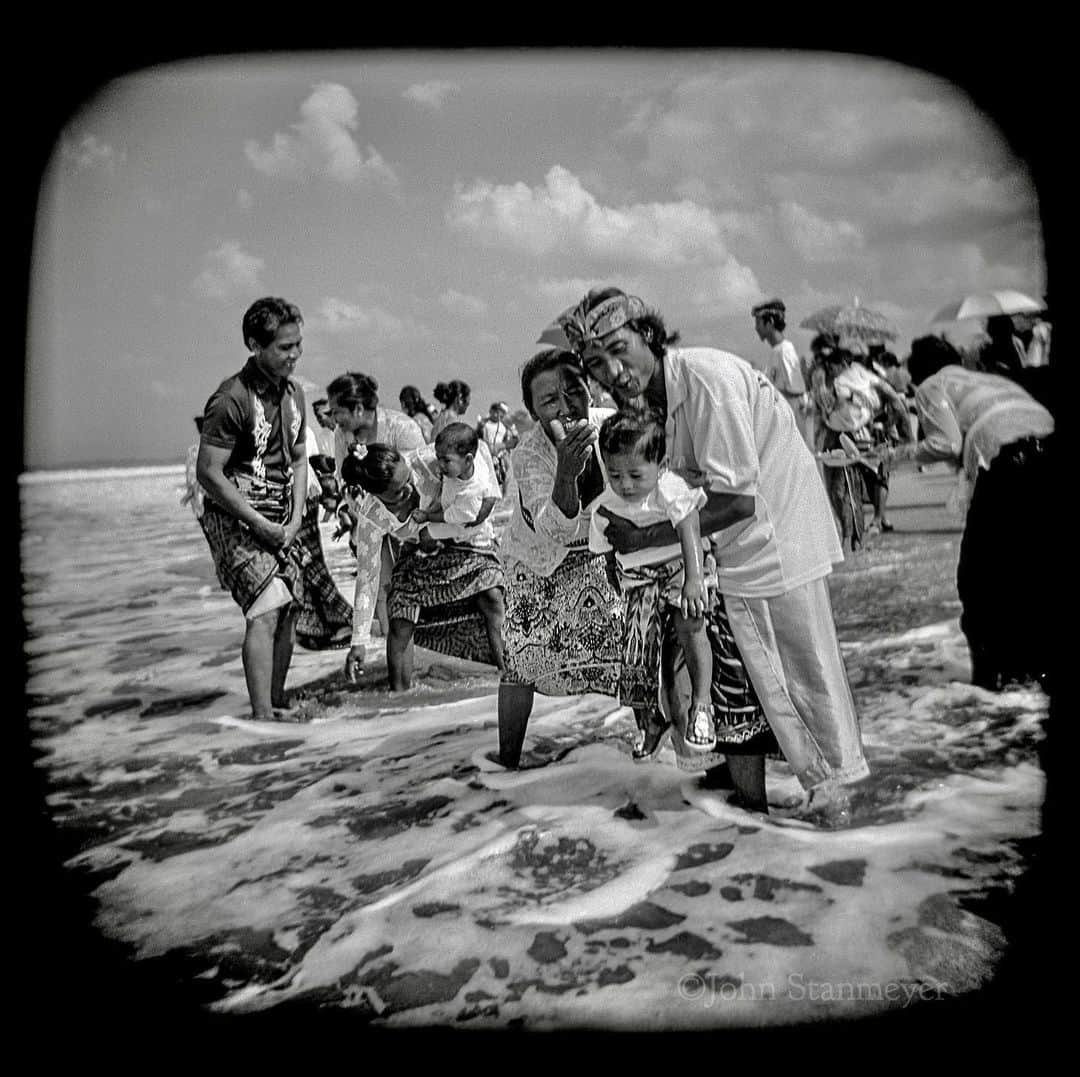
[
  {"x1": 399, "y1": 385, "x2": 437, "y2": 443},
  {"x1": 979, "y1": 312, "x2": 1057, "y2": 418},
  {"x1": 495, "y1": 349, "x2": 626, "y2": 769},
  {"x1": 903, "y1": 339, "x2": 1055, "y2": 693},
  {"x1": 340, "y1": 442, "x2": 506, "y2": 689},
  {"x1": 812, "y1": 343, "x2": 910, "y2": 545},
  {"x1": 196, "y1": 297, "x2": 308, "y2": 720},
  {"x1": 181, "y1": 416, "x2": 208, "y2": 527},
  {"x1": 979, "y1": 315, "x2": 1027, "y2": 379},
  {"x1": 478, "y1": 401, "x2": 519, "y2": 489},
  {"x1": 590, "y1": 410, "x2": 719, "y2": 758},
  {"x1": 565, "y1": 286, "x2": 866, "y2": 823},
  {"x1": 752, "y1": 298, "x2": 814, "y2": 450},
  {"x1": 310, "y1": 398, "x2": 337, "y2": 457},
  {"x1": 1018, "y1": 313, "x2": 1051, "y2": 368},
  {"x1": 431, "y1": 379, "x2": 472, "y2": 440},
  {"x1": 327, "y1": 371, "x2": 426, "y2": 640}
]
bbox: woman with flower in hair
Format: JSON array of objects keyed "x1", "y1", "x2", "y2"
[
  {"x1": 326, "y1": 371, "x2": 426, "y2": 678},
  {"x1": 339, "y1": 439, "x2": 505, "y2": 689}
]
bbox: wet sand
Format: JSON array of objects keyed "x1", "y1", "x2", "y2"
[{"x1": 18, "y1": 464, "x2": 1056, "y2": 1037}]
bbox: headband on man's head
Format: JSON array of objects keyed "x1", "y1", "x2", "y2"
[
  {"x1": 751, "y1": 298, "x2": 786, "y2": 318},
  {"x1": 553, "y1": 290, "x2": 648, "y2": 354}
]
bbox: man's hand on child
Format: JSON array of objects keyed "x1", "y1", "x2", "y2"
[{"x1": 681, "y1": 581, "x2": 706, "y2": 620}]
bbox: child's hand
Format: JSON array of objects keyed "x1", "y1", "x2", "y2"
[
  {"x1": 332, "y1": 505, "x2": 355, "y2": 541},
  {"x1": 681, "y1": 579, "x2": 706, "y2": 620},
  {"x1": 417, "y1": 527, "x2": 441, "y2": 553}
]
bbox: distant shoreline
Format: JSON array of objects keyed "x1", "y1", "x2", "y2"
[{"x1": 19, "y1": 464, "x2": 186, "y2": 485}]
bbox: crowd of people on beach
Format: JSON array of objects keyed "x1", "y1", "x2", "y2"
[{"x1": 185, "y1": 289, "x2": 1056, "y2": 827}]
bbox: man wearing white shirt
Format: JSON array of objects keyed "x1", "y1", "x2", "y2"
[
  {"x1": 752, "y1": 298, "x2": 814, "y2": 449},
  {"x1": 564, "y1": 287, "x2": 868, "y2": 824}
]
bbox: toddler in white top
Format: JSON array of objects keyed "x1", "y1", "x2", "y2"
[
  {"x1": 411, "y1": 422, "x2": 502, "y2": 545},
  {"x1": 589, "y1": 411, "x2": 718, "y2": 757}
]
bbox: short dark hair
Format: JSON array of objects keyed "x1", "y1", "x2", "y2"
[
  {"x1": 435, "y1": 422, "x2": 479, "y2": 457},
  {"x1": 751, "y1": 299, "x2": 787, "y2": 332},
  {"x1": 341, "y1": 443, "x2": 402, "y2": 495},
  {"x1": 598, "y1": 410, "x2": 666, "y2": 465},
  {"x1": 327, "y1": 372, "x2": 379, "y2": 412},
  {"x1": 582, "y1": 286, "x2": 680, "y2": 359},
  {"x1": 907, "y1": 335, "x2": 961, "y2": 386},
  {"x1": 519, "y1": 349, "x2": 586, "y2": 416},
  {"x1": 242, "y1": 297, "x2": 302, "y2": 349}
]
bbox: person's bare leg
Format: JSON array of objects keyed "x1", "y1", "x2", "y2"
[
  {"x1": 270, "y1": 603, "x2": 299, "y2": 708},
  {"x1": 387, "y1": 617, "x2": 415, "y2": 691},
  {"x1": 498, "y1": 681, "x2": 534, "y2": 767},
  {"x1": 871, "y1": 483, "x2": 891, "y2": 529},
  {"x1": 242, "y1": 611, "x2": 278, "y2": 718},
  {"x1": 727, "y1": 753, "x2": 768, "y2": 813},
  {"x1": 475, "y1": 588, "x2": 506, "y2": 672},
  {"x1": 674, "y1": 614, "x2": 713, "y2": 712}
]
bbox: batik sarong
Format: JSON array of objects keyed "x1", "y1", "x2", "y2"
[
  {"x1": 502, "y1": 544, "x2": 624, "y2": 697},
  {"x1": 387, "y1": 541, "x2": 506, "y2": 665},
  {"x1": 202, "y1": 475, "x2": 352, "y2": 649},
  {"x1": 617, "y1": 559, "x2": 778, "y2": 769}
]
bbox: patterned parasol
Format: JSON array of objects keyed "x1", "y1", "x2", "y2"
[{"x1": 799, "y1": 298, "x2": 898, "y2": 344}]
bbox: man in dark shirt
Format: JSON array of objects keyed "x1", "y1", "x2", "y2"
[{"x1": 197, "y1": 297, "x2": 309, "y2": 720}]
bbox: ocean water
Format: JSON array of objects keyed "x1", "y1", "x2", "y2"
[{"x1": 20, "y1": 468, "x2": 1048, "y2": 1028}]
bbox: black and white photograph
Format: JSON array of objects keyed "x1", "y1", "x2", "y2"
[{"x1": 16, "y1": 42, "x2": 1063, "y2": 1042}]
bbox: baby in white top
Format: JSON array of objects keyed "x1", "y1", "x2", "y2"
[
  {"x1": 589, "y1": 411, "x2": 717, "y2": 757},
  {"x1": 411, "y1": 422, "x2": 502, "y2": 545}
]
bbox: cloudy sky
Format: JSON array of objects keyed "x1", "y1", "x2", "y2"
[{"x1": 26, "y1": 50, "x2": 1044, "y2": 469}]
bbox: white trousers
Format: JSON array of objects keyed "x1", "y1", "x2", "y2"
[{"x1": 725, "y1": 576, "x2": 869, "y2": 791}]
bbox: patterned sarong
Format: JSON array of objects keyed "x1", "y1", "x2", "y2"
[
  {"x1": 618, "y1": 559, "x2": 777, "y2": 766},
  {"x1": 502, "y1": 545, "x2": 624, "y2": 697},
  {"x1": 387, "y1": 541, "x2": 506, "y2": 666},
  {"x1": 202, "y1": 475, "x2": 352, "y2": 650}
]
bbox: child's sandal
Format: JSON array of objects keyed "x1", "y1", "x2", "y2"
[{"x1": 684, "y1": 702, "x2": 717, "y2": 752}]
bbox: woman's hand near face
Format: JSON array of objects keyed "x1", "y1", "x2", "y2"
[{"x1": 552, "y1": 419, "x2": 598, "y2": 481}]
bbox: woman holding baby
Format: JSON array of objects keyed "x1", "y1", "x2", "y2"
[{"x1": 328, "y1": 372, "x2": 506, "y2": 690}]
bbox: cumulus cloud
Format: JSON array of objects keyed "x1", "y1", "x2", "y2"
[
  {"x1": 403, "y1": 80, "x2": 460, "y2": 109},
  {"x1": 779, "y1": 201, "x2": 864, "y2": 262},
  {"x1": 244, "y1": 83, "x2": 398, "y2": 187},
  {"x1": 61, "y1": 134, "x2": 123, "y2": 173},
  {"x1": 448, "y1": 165, "x2": 752, "y2": 274},
  {"x1": 687, "y1": 261, "x2": 764, "y2": 315},
  {"x1": 315, "y1": 297, "x2": 408, "y2": 338},
  {"x1": 193, "y1": 242, "x2": 264, "y2": 300},
  {"x1": 439, "y1": 289, "x2": 488, "y2": 319},
  {"x1": 535, "y1": 277, "x2": 603, "y2": 307}
]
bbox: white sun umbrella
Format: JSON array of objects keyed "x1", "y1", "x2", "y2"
[{"x1": 930, "y1": 289, "x2": 1045, "y2": 324}]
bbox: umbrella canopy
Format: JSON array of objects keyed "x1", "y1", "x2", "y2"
[
  {"x1": 799, "y1": 299, "x2": 898, "y2": 344},
  {"x1": 536, "y1": 322, "x2": 573, "y2": 349},
  {"x1": 536, "y1": 303, "x2": 578, "y2": 350},
  {"x1": 930, "y1": 289, "x2": 1045, "y2": 324}
]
